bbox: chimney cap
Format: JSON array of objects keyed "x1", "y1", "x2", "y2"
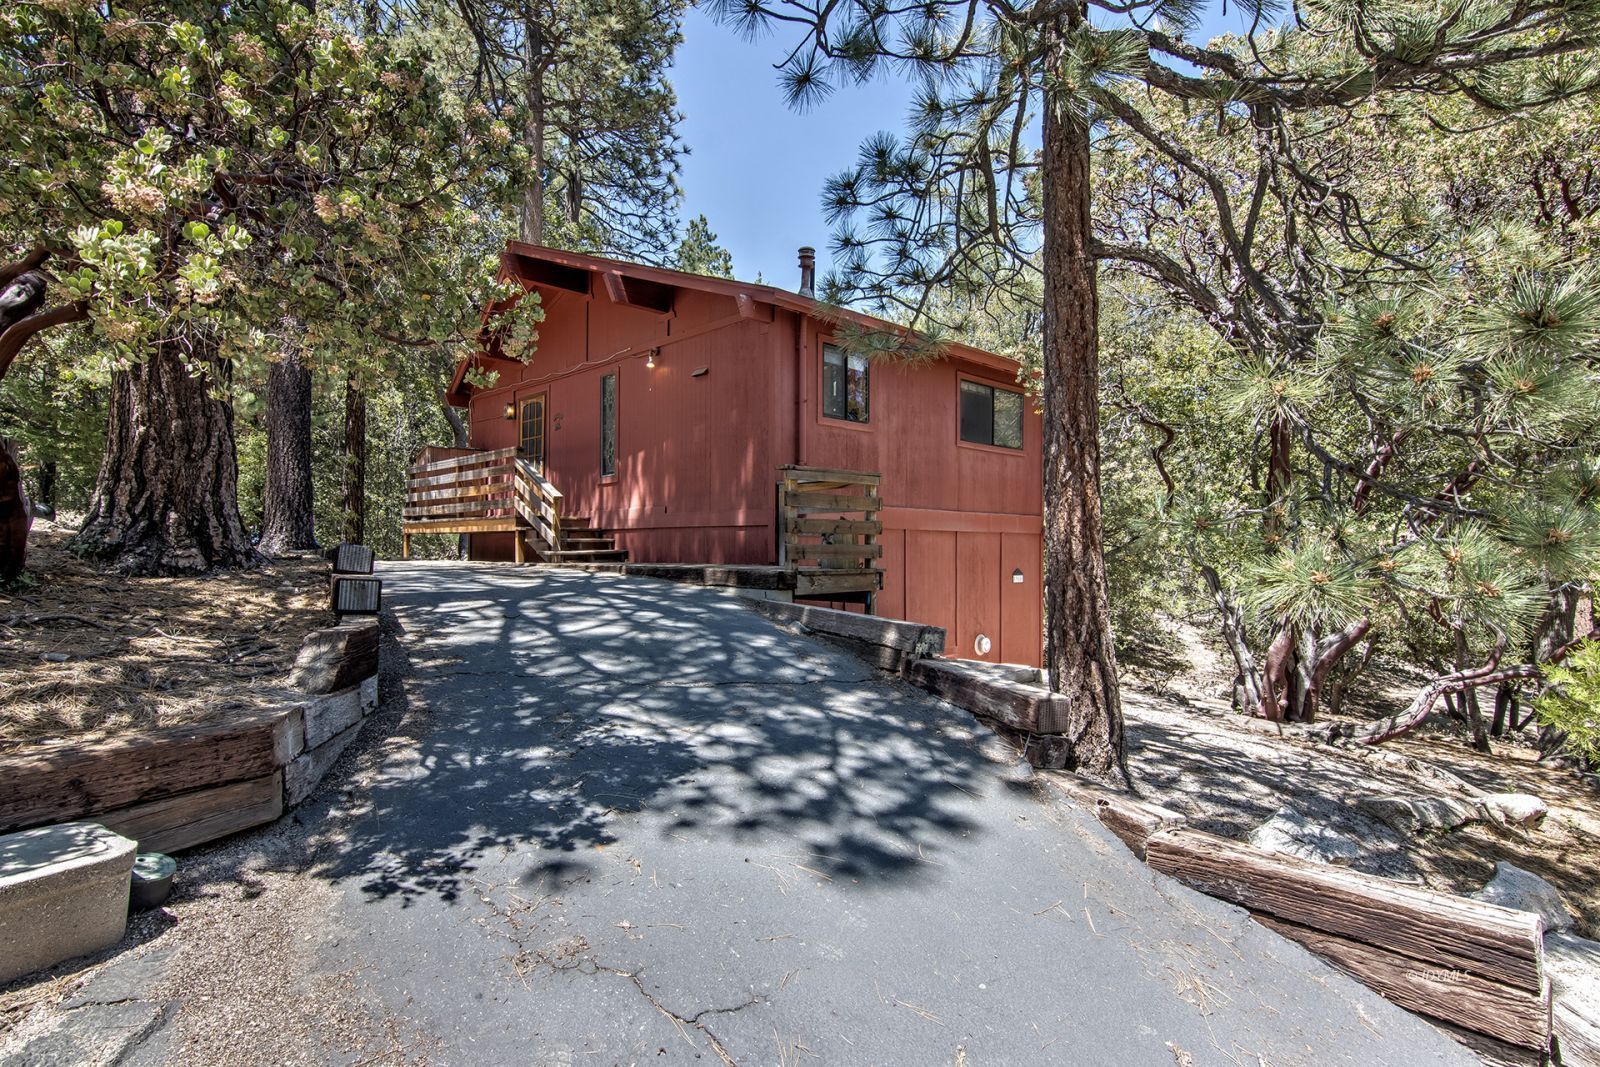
[{"x1": 798, "y1": 246, "x2": 817, "y2": 298}]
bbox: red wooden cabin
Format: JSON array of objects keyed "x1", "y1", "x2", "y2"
[{"x1": 414, "y1": 243, "x2": 1043, "y2": 666}]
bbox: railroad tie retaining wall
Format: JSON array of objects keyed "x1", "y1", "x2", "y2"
[
  {"x1": 1043, "y1": 775, "x2": 1560, "y2": 1063},
  {"x1": 742, "y1": 598, "x2": 945, "y2": 673},
  {"x1": 0, "y1": 620, "x2": 381, "y2": 855}
]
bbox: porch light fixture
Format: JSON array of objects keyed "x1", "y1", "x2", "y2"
[
  {"x1": 645, "y1": 348, "x2": 657, "y2": 369},
  {"x1": 1012, "y1": 568, "x2": 1024, "y2": 584},
  {"x1": 503, "y1": 401, "x2": 516, "y2": 419}
]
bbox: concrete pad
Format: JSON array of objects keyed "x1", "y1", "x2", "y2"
[
  {"x1": 0, "y1": 822, "x2": 137, "y2": 984},
  {"x1": 62, "y1": 945, "x2": 182, "y2": 1009},
  {"x1": 2, "y1": 999, "x2": 169, "y2": 1066}
]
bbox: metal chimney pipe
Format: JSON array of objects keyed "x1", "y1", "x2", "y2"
[{"x1": 798, "y1": 246, "x2": 816, "y2": 298}]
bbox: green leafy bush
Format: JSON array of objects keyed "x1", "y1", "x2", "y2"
[{"x1": 1537, "y1": 639, "x2": 1600, "y2": 765}]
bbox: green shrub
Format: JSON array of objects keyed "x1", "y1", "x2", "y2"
[{"x1": 1537, "y1": 638, "x2": 1600, "y2": 764}]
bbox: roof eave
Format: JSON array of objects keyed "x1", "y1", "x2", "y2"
[{"x1": 500, "y1": 241, "x2": 1022, "y2": 375}]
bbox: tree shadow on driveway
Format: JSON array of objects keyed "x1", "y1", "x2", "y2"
[{"x1": 299, "y1": 566, "x2": 1015, "y2": 907}]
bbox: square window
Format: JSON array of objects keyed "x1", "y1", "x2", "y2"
[
  {"x1": 960, "y1": 380, "x2": 1024, "y2": 450},
  {"x1": 822, "y1": 343, "x2": 869, "y2": 423}
]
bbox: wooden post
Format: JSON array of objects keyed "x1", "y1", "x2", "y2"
[
  {"x1": 514, "y1": 530, "x2": 525, "y2": 564},
  {"x1": 402, "y1": 533, "x2": 411, "y2": 560},
  {"x1": 776, "y1": 478, "x2": 791, "y2": 569}
]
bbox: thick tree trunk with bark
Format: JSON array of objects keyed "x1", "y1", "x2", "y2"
[
  {"x1": 1038, "y1": 71, "x2": 1125, "y2": 781},
  {"x1": 440, "y1": 383, "x2": 471, "y2": 559},
  {"x1": 0, "y1": 255, "x2": 90, "y2": 384},
  {"x1": 1265, "y1": 415, "x2": 1292, "y2": 544},
  {"x1": 74, "y1": 334, "x2": 257, "y2": 574},
  {"x1": 258, "y1": 342, "x2": 318, "y2": 555},
  {"x1": 1201, "y1": 563, "x2": 1264, "y2": 714},
  {"x1": 35, "y1": 460, "x2": 56, "y2": 520},
  {"x1": 0, "y1": 438, "x2": 30, "y2": 582},
  {"x1": 520, "y1": 14, "x2": 546, "y2": 244},
  {"x1": 341, "y1": 372, "x2": 366, "y2": 544}
]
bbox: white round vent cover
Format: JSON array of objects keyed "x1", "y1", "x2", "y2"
[{"x1": 974, "y1": 634, "x2": 992, "y2": 656}]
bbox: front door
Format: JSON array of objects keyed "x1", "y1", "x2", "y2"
[{"x1": 519, "y1": 393, "x2": 547, "y2": 471}]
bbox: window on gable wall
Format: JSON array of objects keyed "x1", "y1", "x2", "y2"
[
  {"x1": 822, "y1": 343, "x2": 870, "y2": 423},
  {"x1": 600, "y1": 373, "x2": 617, "y2": 476},
  {"x1": 959, "y1": 380, "x2": 1024, "y2": 449}
]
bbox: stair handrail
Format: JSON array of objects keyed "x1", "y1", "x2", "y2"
[
  {"x1": 512, "y1": 456, "x2": 563, "y2": 550},
  {"x1": 407, "y1": 446, "x2": 516, "y2": 479}
]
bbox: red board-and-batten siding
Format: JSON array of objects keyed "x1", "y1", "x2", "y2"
[{"x1": 461, "y1": 244, "x2": 1044, "y2": 667}]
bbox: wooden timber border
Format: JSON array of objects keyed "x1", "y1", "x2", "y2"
[
  {"x1": 1043, "y1": 775, "x2": 1562, "y2": 1062},
  {"x1": 743, "y1": 598, "x2": 944, "y2": 672},
  {"x1": 0, "y1": 616, "x2": 381, "y2": 855},
  {"x1": 741, "y1": 599, "x2": 1566, "y2": 1062}
]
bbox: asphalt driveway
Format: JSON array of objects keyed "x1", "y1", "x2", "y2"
[
  {"x1": 291, "y1": 562, "x2": 1470, "y2": 1066},
  {"x1": 3, "y1": 562, "x2": 1477, "y2": 1066}
]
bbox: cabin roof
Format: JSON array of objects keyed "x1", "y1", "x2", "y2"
[{"x1": 446, "y1": 241, "x2": 1020, "y2": 404}]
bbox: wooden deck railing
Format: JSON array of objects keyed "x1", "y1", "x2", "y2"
[
  {"x1": 777, "y1": 465, "x2": 883, "y2": 600},
  {"x1": 403, "y1": 447, "x2": 563, "y2": 562}
]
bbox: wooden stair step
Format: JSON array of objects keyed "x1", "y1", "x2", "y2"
[
  {"x1": 561, "y1": 537, "x2": 615, "y2": 548},
  {"x1": 546, "y1": 549, "x2": 629, "y2": 562}
]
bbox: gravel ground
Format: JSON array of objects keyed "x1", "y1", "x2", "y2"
[{"x1": 0, "y1": 612, "x2": 439, "y2": 1065}]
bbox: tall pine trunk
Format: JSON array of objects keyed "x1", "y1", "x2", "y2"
[
  {"x1": 0, "y1": 438, "x2": 29, "y2": 582},
  {"x1": 341, "y1": 371, "x2": 366, "y2": 544},
  {"x1": 1038, "y1": 55, "x2": 1125, "y2": 781},
  {"x1": 258, "y1": 340, "x2": 318, "y2": 555},
  {"x1": 35, "y1": 460, "x2": 56, "y2": 519},
  {"x1": 520, "y1": 13, "x2": 546, "y2": 244},
  {"x1": 440, "y1": 383, "x2": 471, "y2": 559},
  {"x1": 75, "y1": 332, "x2": 256, "y2": 574}
]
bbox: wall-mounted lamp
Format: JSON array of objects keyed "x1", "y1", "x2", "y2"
[
  {"x1": 645, "y1": 348, "x2": 658, "y2": 369},
  {"x1": 1012, "y1": 568, "x2": 1025, "y2": 584},
  {"x1": 503, "y1": 401, "x2": 516, "y2": 420}
]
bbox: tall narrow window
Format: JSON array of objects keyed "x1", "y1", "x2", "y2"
[
  {"x1": 959, "y1": 380, "x2": 1024, "y2": 449},
  {"x1": 519, "y1": 394, "x2": 546, "y2": 468},
  {"x1": 822, "y1": 343, "x2": 870, "y2": 423},
  {"x1": 600, "y1": 372, "x2": 617, "y2": 476}
]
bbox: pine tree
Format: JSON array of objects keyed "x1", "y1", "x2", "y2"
[
  {"x1": 711, "y1": 0, "x2": 1600, "y2": 778},
  {"x1": 417, "y1": 0, "x2": 688, "y2": 255},
  {"x1": 1089, "y1": 59, "x2": 1600, "y2": 739},
  {"x1": 674, "y1": 215, "x2": 735, "y2": 278},
  {"x1": 0, "y1": 0, "x2": 529, "y2": 573}
]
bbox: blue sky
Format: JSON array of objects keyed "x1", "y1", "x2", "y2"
[{"x1": 671, "y1": 5, "x2": 1256, "y2": 287}]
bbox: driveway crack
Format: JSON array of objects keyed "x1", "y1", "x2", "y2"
[{"x1": 598, "y1": 963, "x2": 765, "y2": 1066}]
